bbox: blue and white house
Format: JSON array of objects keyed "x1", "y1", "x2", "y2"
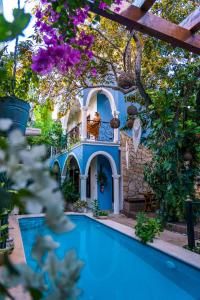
[{"x1": 50, "y1": 87, "x2": 140, "y2": 214}]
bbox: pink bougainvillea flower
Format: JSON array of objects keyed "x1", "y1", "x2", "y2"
[
  {"x1": 91, "y1": 68, "x2": 97, "y2": 77},
  {"x1": 99, "y1": 1, "x2": 109, "y2": 10},
  {"x1": 32, "y1": 0, "x2": 118, "y2": 77},
  {"x1": 115, "y1": 0, "x2": 122, "y2": 4},
  {"x1": 31, "y1": 49, "x2": 53, "y2": 75}
]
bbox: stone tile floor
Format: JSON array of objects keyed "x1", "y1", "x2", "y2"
[{"x1": 109, "y1": 214, "x2": 187, "y2": 247}]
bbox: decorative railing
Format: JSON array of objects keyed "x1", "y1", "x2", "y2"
[
  {"x1": 50, "y1": 120, "x2": 114, "y2": 157},
  {"x1": 66, "y1": 123, "x2": 81, "y2": 147},
  {"x1": 87, "y1": 120, "x2": 114, "y2": 142}
]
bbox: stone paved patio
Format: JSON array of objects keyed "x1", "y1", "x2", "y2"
[{"x1": 109, "y1": 214, "x2": 188, "y2": 247}]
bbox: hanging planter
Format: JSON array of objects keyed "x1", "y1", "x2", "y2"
[
  {"x1": 183, "y1": 150, "x2": 193, "y2": 162},
  {"x1": 0, "y1": 96, "x2": 30, "y2": 135},
  {"x1": 118, "y1": 72, "x2": 134, "y2": 89},
  {"x1": 110, "y1": 117, "x2": 120, "y2": 129},
  {"x1": 97, "y1": 171, "x2": 107, "y2": 193},
  {"x1": 126, "y1": 118, "x2": 134, "y2": 129},
  {"x1": 127, "y1": 105, "x2": 138, "y2": 116}
]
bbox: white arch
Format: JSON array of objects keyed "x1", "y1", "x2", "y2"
[
  {"x1": 53, "y1": 160, "x2": 62, "y2": 173},
  {"x1": 61, "y1": 152, "x2": 81, "y2": 176},
  {"x1": 64, "y1": 97, "x2": 82, "y2": 132},
  {"x1": 85, "y1": 88, "x2": 117, "y2": 115},
  {"x1": 85, "y1": 151, "x2": 118, "y2": 177}
]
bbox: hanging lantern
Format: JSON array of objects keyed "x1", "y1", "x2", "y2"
[
  {"x1": 127, "y1": 105, "x2": 138, "y2": 116},
  {"x1": 126, "y1": 118, "x2": 134, "y2": 129},
  {"x1": 183, "y1": 151, "x2": 193, "y2": 162},
  {"x1": 100, "y1": 184, "x2": 105, "y2": 193},
  {"x1": 118, "y1": 72, "x2": 134, "y2": 89},
  {"x1": 110, "y1": 117, "x2": 120, "y2": 129}
]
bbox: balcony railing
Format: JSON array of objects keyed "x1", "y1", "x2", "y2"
[
  {"x1": 51, "y1": 120, "x2": 115, "y2": 156},
  {"x1": 87, "y1": 120, "x2": 114, "y2": 142},
  {"x1": 67, "y1": 123, "x2": 81, "y2": 147}
]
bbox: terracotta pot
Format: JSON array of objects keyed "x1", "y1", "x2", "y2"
[{"x1": 97, "y1": 215, "x2": 108, "y2": 220}]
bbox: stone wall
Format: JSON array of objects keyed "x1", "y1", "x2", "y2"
[{"x1": 120, "y1": 132, "x2": 152, "y2": 205}]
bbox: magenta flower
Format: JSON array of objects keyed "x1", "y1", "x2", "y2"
[
  {"x1": 32, "y1": 0, "x2": 116, "y2": 77},
  {"x1": 91, "y1": 68, "x2": 97, "y2": 77},
  {"x1": 35, "y1": 9, "x2": 43, "y2": 19},
  {"x1": 99, "y1": 1, "x2": 109, "y2": 10},
  {"x1": 31, "y1": 49, "x2": 53, "y2": 75}
]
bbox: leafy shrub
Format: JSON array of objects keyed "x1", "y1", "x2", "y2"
[
  {"x1": 61, "y1": 179, "x2": 79, "y2": 203},
  {"x1": 73, "y1": 200, "x2": 87, "y2": 212},
  {"x1": 135, "y1": 213, "x2": 163, "y2": 244},
  {"x1": 97, "y1": 171, "x2": 107, "y2": 186},
  {"x1": 92, "y1": 199, "x2": 99, "y2": 217},
  {"x1": 98, "y1": 211, "x2": 108, "y2": 217}
]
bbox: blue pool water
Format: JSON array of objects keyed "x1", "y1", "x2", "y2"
[{"x1": 19, "y1": 216, "x2": 200, "y2": 300}]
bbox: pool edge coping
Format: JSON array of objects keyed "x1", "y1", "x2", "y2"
[{"x1": 16, "y1": 212, "x2": 200, "y2": 270}]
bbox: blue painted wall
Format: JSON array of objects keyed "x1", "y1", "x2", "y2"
[
  {"x1": 97, "y1": 93, "x2": 112, "y2": 122},
  {"x1": 50, "y1": 143, "x2": 121, "y2": 176},
  {"x1": 97, "y1": 155, "x2": 113, "y2": 210},
  {"x1": 97, "y1": 93, "x2": 113, "y2": 142},
  {"x1": 83, "y1": 88, "x2": 143, "y2": 139}
]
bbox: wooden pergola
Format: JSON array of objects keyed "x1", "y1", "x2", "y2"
[{"x1": 89, "y1": 0, "x2": 200, "y2": 54}]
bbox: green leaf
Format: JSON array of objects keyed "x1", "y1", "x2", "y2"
[{"x1": 0, "y1": 9, "x2": 31, "y2": 42}]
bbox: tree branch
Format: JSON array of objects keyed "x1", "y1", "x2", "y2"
[
  {"x1": 93, "y1": 54, "x2": 118, "y2": 82},
  {"x1": 90, "y1": 26, "x2": 124, "y2": 56},
  {"x1": 131, "y1": 31, "x2": 152, "y2": 107},
  {"x1": 123, "y1": 30, "x2": 135, "y2": 73}
]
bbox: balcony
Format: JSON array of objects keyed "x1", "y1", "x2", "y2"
[
  {"x1": 87, "y1": 120, "x2": 114, "y2": 142},
  {"x1": 66, "y1": 119, "x2": 114, "y2": 147}
]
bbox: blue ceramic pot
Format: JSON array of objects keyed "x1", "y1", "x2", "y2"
[{"x1": 0, "y1": 96, "x2": 30, "y2": 134}]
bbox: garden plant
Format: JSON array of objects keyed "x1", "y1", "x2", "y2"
[{"x1": 135, "y1": 213, "x2": 163, "y2": 244}]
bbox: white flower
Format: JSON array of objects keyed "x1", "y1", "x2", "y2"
[
  {"x1": 9, "y1": 130, "x2": 25, "y2": 146},
  {"x1": 0, "y1": 118, "x2": 12, "y2": 131}
]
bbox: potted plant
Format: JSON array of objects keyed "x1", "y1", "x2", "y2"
[
  {"x1": 92, "y1": 199, "x2": 99, "y2": 218},
  {"x1": 61, "y1": 178, "x2": 80, "y2": 211},
  {"x1": 0, "y1": 41, "x2": 38, "y2": 134},
  {"x1": 97, "y1": 210, "x2": 109, "y2": 220},
  {"x1": 97, "y1": 171, "x2": 107, "y2": 193},
  {"x1": 73, "y1": 200, "x2": 87, "y2": 213}
]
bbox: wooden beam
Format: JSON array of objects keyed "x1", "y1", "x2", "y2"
[
  {"x1": 89, "y1": 2, "x2": 200, "y2": 55},
  {"x1": 180, "y1": 7, "x2": 200, "y2": 33},
  {"x1": 133, "y1": 0, "x2": 157, "y2": 11}
]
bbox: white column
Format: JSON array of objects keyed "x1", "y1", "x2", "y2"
[
  {"x1": 113, "y1": 111, "x2": 120, "y2": 143},
  {"x1": 61, "y1": 176, "x2": 66, "y2": 184},
  {"x1": 81, "y1": 106, "x2": 88, "y2": 141},
  {"x1": 80, "y1": 175, "x2": 87, "y2": 201},
  {"x1": 113, "y1": 175, "x2": 120, "y2": 214}
]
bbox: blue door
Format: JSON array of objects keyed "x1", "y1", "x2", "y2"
[{"x1": 97, "y1": 155, "x2": 113, "y2": 210}]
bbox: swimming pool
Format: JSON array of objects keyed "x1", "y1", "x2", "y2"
[{"x1": 19, "y1": 215, "x2": 200, "y2": 300}]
